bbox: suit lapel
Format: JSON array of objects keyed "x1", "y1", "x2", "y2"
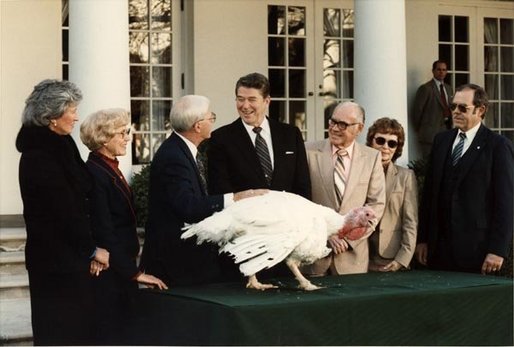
[
  {"x1": 342, "y1": 143, "x2": 365, "y2": 202},
  {"x1": 455, "y1": 124, "x2": 488, "y2": 184},
  {"x1": 385, "y1": 163, "x2": 398, "y2": 201},
  {"x1": 171, "y1": 132, "x2": 207, "y2": 195},
  {"x1": 315, "y1": 140, "x2": 337, "y2": 207},
  {"x1": 269, "y1": 118, "x2": 283, "y2": 175},
  {"x1": 233, "y1": 119, "x2": 264, "y2": 179}
]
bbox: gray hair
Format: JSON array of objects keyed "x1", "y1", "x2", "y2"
[
  {"x1": 80, "y1": 108, "x2": 130, "y2": 151},
  {"x1": 333, "y1": 101, "x2": 366, "y2": 124},
  {"x1": 170, "y1": 95, "x2": 210, "y2": 132},
  {"x1": 22, "y1": 79, "x2": 83, "y2": 126}
]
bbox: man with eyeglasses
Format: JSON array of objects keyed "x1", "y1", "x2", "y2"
[
  {"x1": 415, "y1": 83, "x2": 513, "y2": 275},
  {"x1": 140, "y1": 95, "x2": 266, "y2": 287},
  {"x1": 411, "y1": 59, "x2": 453, "y2": 158},
  {"x1": 302, "y1": 101, "x2": 385, "y2": 276}
]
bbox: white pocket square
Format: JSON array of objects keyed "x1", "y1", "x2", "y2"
[{"x1": 285, "y1": 151, "x2": 294, "y2": 154}]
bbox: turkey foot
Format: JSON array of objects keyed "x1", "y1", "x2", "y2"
[
  {"x1": 286, "y1": 259, "x2": 324, "y2": 291},
  {"x1": 246, "y1": 274, "x2": 278, "y2": 290}
]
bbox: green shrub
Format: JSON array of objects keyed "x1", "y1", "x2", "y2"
[{"x1": 131, "y1": 165, "x2": 151, "y2": 228}]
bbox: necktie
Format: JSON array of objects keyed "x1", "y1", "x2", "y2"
[
  {"x1": 440, "y1": 83, "x2": 451, "y2": 117},
  {"x1": 196, "y1": 153, "x2": 208, "y2": 193},
  {"x1": 253, "y1": 127, "x2": 273, "y2": 186},
  {"x1": 334, "y1": 149, "x2": 348, "y2": 207},
  {"x1": 451, "y1": 132, "x2": 466, "y2": 166}
]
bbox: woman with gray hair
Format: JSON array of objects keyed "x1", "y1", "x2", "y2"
[
  {"x1": 15, "y1": 79, "x2": 109, "y2": 345},
  {"x1": 80, "y1": 108, "x2": 167, "y2": 344}
]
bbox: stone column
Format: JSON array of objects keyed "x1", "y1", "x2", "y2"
[
  {"x1": 354, "y1": 0, "x2": 409, "y2": 165},
  {"x1": 68, "y1": 0, "x2": 132, "y2": 178}
]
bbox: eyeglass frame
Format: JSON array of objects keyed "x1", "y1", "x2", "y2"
[
  {"x1": 115, "y1": 128, "x2": 131, "y2": 137},
  {"x1": 449, "y1": 103, "x2": 475, "y2": 113},
  {"x1": 328, "y1": 118, "x2": 361, "y2": 130},
  {"x1": 198, "y1": 112, "x2": 217, "y2": 123},
  {"x1": 373, "y1": 136, "x2": 398, "y2": 149}
]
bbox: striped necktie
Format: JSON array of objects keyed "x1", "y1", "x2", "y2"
[
  {"x1": 451, "y1": 132, "x2": 466, "y2": 166},
  {"x1": 334, "y1": 149, "x2": 348, "y2": 207},
  {"x1": 196, "y1": 153, "x2": 208, "y2": 193},
  {"x1": 253, "y1": 127, "x2": 273, "y2": 186}
]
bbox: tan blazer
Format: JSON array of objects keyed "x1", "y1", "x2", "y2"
[
  {"x1": 369, "y1": 164, "x2": 418, "y2": 268},
  {"x1": 303, "y1": 140, "x2": 385, "y2": 275}
]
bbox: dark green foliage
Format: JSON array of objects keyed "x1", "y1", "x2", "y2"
[{"x1": 131, "y1": 165, "x2": 151, "y2": 228}]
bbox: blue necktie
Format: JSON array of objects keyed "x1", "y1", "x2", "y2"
[{"x1": 451, "y1": 133, "x2": 466, "y2": 166}]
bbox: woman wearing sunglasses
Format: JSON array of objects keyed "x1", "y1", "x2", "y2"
[{"x1": 366, "y1": 117, "x2": 418, "y2": 272}]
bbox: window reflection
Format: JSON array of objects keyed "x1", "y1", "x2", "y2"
[
  {"x1": 288, "y1": 38, "x2": 305, "y2": 66},
  {"x1": 288, "y1": 7, "x2": 305, "y2": 36},
  {"x1": 268, "y1": 6, "x2": 285, "y2": 35}
]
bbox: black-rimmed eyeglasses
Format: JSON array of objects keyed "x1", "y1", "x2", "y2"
[
  {"x1": 328, "y1": 118, "x2": 360, "y2": 130},
  {"x1": 450, "y1": 103, "x2": 475, "y2": 113},
  {"x1": 374, "y1": 136, "x2": 398, "y2": 149}
]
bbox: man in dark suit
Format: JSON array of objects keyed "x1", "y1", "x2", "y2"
[
  {"x1": 207, "y1": 72, "x2": 311, "y2": 280},
  {"x1": 411, "y1": 60, "x2": 453, "y2": 157},
  {"x1": 140, "y1": 95, "x2": 264, "y2": 287},
  {"x1": 208, "y1": 72, "x2": 311, "y2": 199},
  {"x1": 415, "y1": 83, "x2": 513, "y2": 274}
]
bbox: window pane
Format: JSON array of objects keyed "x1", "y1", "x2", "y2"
[
  {"x1": 133, "y1": 133, "x2": 151, "y2": 164},
  {"x1": 454, "y1": 16, "x2": 469, "y2": 42},
  {"x1": 152, "y1": 133, "x2": 167, "y2": 157},
  {"x1": 62, "y1": 64, "x2": 68, "y2": 81},
  {"x1": 130, "y1": 66, "x2": 150, "y2": 97},
  {"x1": 323, "y1": 69, "x2": 340, "y2": 98},
  {"x1": 501, "y1": 103, "x2": 514, "y2": 128},
  {"x1": 289, "y1": 38, "x2": 305, "y2": 67},
  {"x1": 268, "y1": 5, "x2": 285, "y2": 35},
  {"x1": 290, "y1": 101, "x2": 306, "y2": 129},
  {"x1": 269, "y1": 69, "x2": 285, "y2": 97},
  {"x1": 484, "y1": 102, "x2": 499, "y2": 128},
  {"x1": 152, "y1": 100, "x2": 171, "y2": 131},
  {"x1": 500, "y1": 19, "x2": 513, "y2": 44},
  {"x1": 151, "y1": 33, "x2": 171, "y2": 64},
  {"x1": 484, "y1": 18, "x2": 498, "y2": 44},
  {"x1": 342, "y1": 70, "x2": 353, "y2": 99},
  {"x1": 324, "y1": 8, "x2": 340, "y2": 37},
  {"x1": 129, "y1": 0, "x2": 149, "y2": 30},
  {"x1": 342, "y1": 9, "x2": 354, "y2": 38},
  {"x1": 62, "y1": 0, "x2": 69, "y2": 26},
  {"x1": 62, "y1": 29, "x2": 69, "y2": 62},
  {"x1": 151, "y1": 0, "x2": 171, "y2": 31},
  {"x1": 342, "y1": 39, "x2": 353, "y2": 68},
  {"x1": 439, "y1": 15, "x2": 452, "y2": 42},
  {"x1": 269, "y1": 100, "x2": 286, "y2": 123},
  {"x1": 439, "y1": 44, "x2": 452, "y2": 67},
  {"x1": 500, "y1": 47, "x2": 513, "y2": 72},
  {"x1": 269, "y1": 37, "x2": 285, "y2": 66},
  {"x1": 485, "y1": 74, "x2": 499, "y2": 99},
  {"x1": 324, "y1": 39, "x2": 340, "y2": 68},
  {"x1": 130, "y1": 32, "x2": 149, "y2": 63},
  {"x1": 501, "y1": 75, "x2": 514, "y2": 99},
  {"x1": 289, "y1": 69, "x2": 305, "y2": 98},
  {"x1": 152, "y1": 66, "x2": 171, "y2": 97},
  {"x1": 484, "y1": 46, "x2": 498, "y2": 72},
  {"x1": 288, "y1": 6, "x2": 305, "y2": 36},
  {"x1": 455, "y1": 73, "x2": 469, "y2": 87},
  {"x1": 131, "y1": 100, "x2": 150, "y2": 131},
  {"x1": 454, "y1": 45, "x2": 469, "y2": 70}
]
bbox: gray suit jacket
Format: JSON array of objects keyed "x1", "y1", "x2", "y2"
[
  {"x1": 412, "y1": 79, "x2": 453, "y2": 154},
  {"x1": 369, "y1": 164, "x2": 418, "y2": 268},
  {"x1": 303, "y1": 140, "x2": 385, "y2": 275}
]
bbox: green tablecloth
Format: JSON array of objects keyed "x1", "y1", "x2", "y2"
[{"x1": 129, "y1": 270, "x2": 513, "y2": 345}]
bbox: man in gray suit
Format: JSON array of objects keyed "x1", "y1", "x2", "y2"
[
  {"x1": 302, "y1": 102, "x2": 385, "y2": 275},
  {"x1": 412, "y1": 60, "x2": 453, "y2": 157}
]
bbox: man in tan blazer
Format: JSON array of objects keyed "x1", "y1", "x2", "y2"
[{"x1": 302, "y1": 102, "x2": 385, "y2": 275}]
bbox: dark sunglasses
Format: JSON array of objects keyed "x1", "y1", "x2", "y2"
[
  {"x1": 450, "y1": 103, "x2": 474, "y2": 113},
  {"x1": 374, "y1": 136, "x2": 398, "y2": 148}
]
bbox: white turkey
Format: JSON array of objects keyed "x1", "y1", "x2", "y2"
[{"x1": 181, "y1": 191, "x2": 375, "y2": 291}]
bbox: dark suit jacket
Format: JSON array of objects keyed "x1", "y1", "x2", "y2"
[
  {"x1": 207, "y1": 117, "x2": 311, "y2": 199},
  {"x1": 418, "y1": 125, "x2": 514, "y2": 271},
  {"x1": 16, "y1": 126, "x2": 96, "y2": 274},
  {"x1": 412, "y1": 80, "x2": 453, "y2": 150},
  {"x1": 86, "y1": 152, "x2": 140, "y2": 280},
  {"x1": 140, "y1": 132, "x2": 224, "y2": 286}
]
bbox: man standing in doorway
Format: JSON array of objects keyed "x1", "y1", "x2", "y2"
[{"x1": 412, "y1": 60, "x2": 453, "y2": 158}]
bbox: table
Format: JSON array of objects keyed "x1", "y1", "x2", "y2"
[{"x1": 128, "y1": 270, "x2": 513, "y2": 345}]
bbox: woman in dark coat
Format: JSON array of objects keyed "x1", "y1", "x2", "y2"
[
  {"x1": 80, "y1": 108, "x2": 167, "y2": 344},
  {"x1": 16, "y1": 79, "x2": 109, "y2": 345}
]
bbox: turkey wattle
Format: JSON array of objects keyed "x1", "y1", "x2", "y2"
[{"x1": 181, "y1": 191, "x2": 375, "y2": 290}]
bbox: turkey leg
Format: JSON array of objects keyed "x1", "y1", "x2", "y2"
[{"x1": 286, "y1": 259, "x2": 322, "y2": 291}]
